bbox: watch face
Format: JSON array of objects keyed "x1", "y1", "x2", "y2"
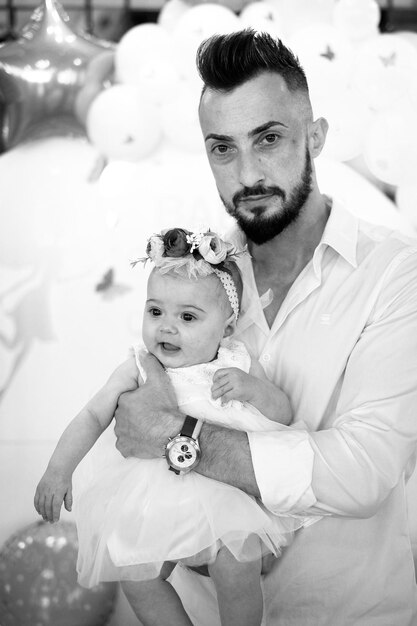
[{"x1": 167, "y1": 436, "x2": 200, "y2": 472}]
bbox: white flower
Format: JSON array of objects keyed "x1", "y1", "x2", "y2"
[
  {"x1": 198, "y1": 234, "x2": 228, "y2": 264},
  {"x1": 148, "y1": 235, "x2": 165, "y2": 265}
]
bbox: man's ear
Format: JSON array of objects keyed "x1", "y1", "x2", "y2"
[
  {"x1": 223, "y1": 313, "x2": 237, "y2": 338},
  {"x1": 310, "y1": 117, "x2": 329, "y2": 158}
]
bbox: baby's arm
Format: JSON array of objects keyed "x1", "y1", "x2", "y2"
[
  {"x1": 211, "y1": 359, "x2": 292, "y2": 425},
  {"x1": 34, "y1": 357, "x2": 139, "y2": 523}
]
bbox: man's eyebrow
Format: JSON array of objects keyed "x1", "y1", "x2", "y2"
[
  {"x1": 249, "y1": 120, "x2": 288, "y2": 136},
  {"x1": 205, "y1": 121, "x2": 288, "y2": 143},
  {"x1": 204, "y1": 132, "x2": 234, "y2": 143}
]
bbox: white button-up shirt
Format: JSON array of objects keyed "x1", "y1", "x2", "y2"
[{"x1": 171, "y1": 201, "x2": 417, "y2": 625}]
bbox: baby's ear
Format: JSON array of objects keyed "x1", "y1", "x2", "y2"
[{"x1": 223, "y1": 313, "x2": 236, "y2": 338}]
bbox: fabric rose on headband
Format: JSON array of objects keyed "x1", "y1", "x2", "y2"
[
  {"x1": 163, "y1": 229, "x2": 191, "y2": 258},
  {"x1": 132, "y1": 228, "x2": 243, "y2": 278},
  {"x1": 198, "y1": 233, "x2": 229, "y2": 264}
]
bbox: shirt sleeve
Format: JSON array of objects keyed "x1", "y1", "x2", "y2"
[{"x1": 248, "y1": 248, "x2": 417, "y2": 518}]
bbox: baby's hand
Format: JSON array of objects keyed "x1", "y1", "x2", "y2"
[
  {"x1": 212, "y1": 365, "x2": 292, "y2": 424},
  {"x1": 34, "y1": 469, "x2": 73, "y2": 523},
  {"x1": 211, "y1": 367, "x2": 258, "y2": 404}
]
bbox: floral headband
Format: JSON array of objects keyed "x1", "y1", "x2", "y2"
[{"x1": 131, "y1": 228, "x2": 244, "y2": 319}]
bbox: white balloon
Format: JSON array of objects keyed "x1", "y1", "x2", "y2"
[
  {"x1": 158, "y1": 0, "x2": 190, "y2": 33},
  {"x1": 171, "y1": 4, "x2": 241, "y2": 82},
  {"x1": 160, "y1": 85, "x2": 204, "y2": 153},
  {"x1": 120, "y1": 58, "x2": 181, "y2": 106},
  {"x1": 333, "y1": 0, "x2": 380, "y2": 44},
  {"x1": 316, "y1": 89, "x2": 372, "y2": 162},
  {"x1": 350, "y1": 34, "x2": 417, "y2": 112},
  {"x1": 396, "y1": 184, "x2": 417, "y2": 232},
  {"x1": 240, "y1": 2, "x2": 285, "y2": 38},
  {"x1": 315, "y1": 157, "x2": 412, "y2": 234},
  {"x1": 289, "y1": 24, "x2": 353, "y2": 99},
  {"x1": 115, "y1": 25, "x2": 181, "y2": 105},
  {"x1": 267, "y1": 0, "x2": 334, "y2": 38},
  {"x1": 87, "y1": 85, "x2": 162, "y2": 162},
  {"x1": 116, "y1": 23, "x2": 172, "y2": 70},
  {"x1": 363, "y1": 107, "x2": 417, "y2": 186}
]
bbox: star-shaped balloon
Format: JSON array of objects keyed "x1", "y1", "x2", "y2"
[{"x1": 0, "y1": 0, "x2": 115, "y2": 152}]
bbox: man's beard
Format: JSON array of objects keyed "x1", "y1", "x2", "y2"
[{"x1": 220, "y1": 145, "x2": 313, "y2": 245}]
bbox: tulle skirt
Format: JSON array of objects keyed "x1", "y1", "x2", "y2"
[{"x1": 75, "y1": 451, "x2": 294, "y2": 588}]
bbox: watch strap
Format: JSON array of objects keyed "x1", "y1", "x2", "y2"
[{"x1": 180, "y1": 415, "x2": 202, "y2": 440}]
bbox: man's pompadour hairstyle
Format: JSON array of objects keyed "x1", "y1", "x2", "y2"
[{"x1": 196, "y1": 28, "x2": 309, "y2": 95}]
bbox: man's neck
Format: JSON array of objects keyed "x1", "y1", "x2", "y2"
[
  {"x1": 248, "y1": 193, "x2": 331, "y2": 277},
  {"x1": 247, "y1": 193, "x2": 331, "y2": 328}
]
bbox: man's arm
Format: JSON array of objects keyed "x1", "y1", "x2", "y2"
[
  {"x1": 113, "y1": 351, "x2": 261, "y2": 497},
  {"x1": 115, "y1": 251, "x2": 417, "y2": 521}
]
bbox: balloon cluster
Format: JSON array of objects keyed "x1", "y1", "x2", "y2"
[
  {"x1": 1, "y1": 0, "x2": 417, "y2": 219},
  {"x1": 0, "y1": 520, "x2": 117, "y2": 626},
  {"x1": 84, "y1": 0, "x2": 417, "y2": 194}
]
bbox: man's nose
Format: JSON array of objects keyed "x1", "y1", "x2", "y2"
[{"x1": 238, "y1": 151, "x2": 265, "y2": 188}]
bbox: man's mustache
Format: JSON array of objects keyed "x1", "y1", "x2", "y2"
[{"x1": 233, "y1": 185, "x2": 286, "y2": 208}]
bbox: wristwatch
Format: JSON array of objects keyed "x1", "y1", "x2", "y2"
[{"x1": 165, "y1": 415, "x2": 203, "y2": 475}]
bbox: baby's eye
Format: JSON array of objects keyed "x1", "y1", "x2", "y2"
[
  {"x1": 149, "y1": 307, "x2": 161, "y2": 316},
  {"x1": 182, "y1": 312, "x2": 196, "y2": 322}
]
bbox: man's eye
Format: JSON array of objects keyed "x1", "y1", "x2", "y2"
[
  {"x1": 262, "y1": 133, "x2": 279, "y2": 144},
  {"x1": 212, "y1": 144, "x2": 230, "y2": 155},
  {"x1": 182, "y1": 313, "x2": 196, "y2": 322}
]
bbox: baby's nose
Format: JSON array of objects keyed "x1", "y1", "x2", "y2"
[{"x1": 159, "y1": 321, "x2": 178, "y2": 334}]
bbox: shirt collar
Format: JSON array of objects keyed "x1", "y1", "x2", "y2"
[
  {"x1": 317, "y1": 199, "x2": 358, "y2": 269},
  {"x1": 226, "y1": 199, "x2": 359, "y2": 270}
]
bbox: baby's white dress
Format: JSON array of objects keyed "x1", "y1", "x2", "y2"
[{"x1": 75, "y1": 338, "x2": 298, "y2": 588}]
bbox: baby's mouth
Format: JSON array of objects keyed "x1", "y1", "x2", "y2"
[{"x1": 160, "y1": 342, "x2": 180, "y2": 352}]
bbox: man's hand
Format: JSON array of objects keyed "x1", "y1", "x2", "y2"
[{"x1": 114, "y1": 351, "x2": 183, "y2": 459}]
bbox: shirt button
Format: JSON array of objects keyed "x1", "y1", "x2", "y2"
[{"x1": 262, "y1": 353, "x2": 271, "y2": 362}]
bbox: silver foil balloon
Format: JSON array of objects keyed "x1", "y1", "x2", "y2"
[
  {"x1": 0, "y1": 0, "x2": 115, "y2": 152},
  {"x1": 0, "y1": 520, "x2": 117, "y2": 625}
]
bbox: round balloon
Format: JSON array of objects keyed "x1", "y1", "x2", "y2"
[
  {"x1": 75, "y1": 50, "x2": 115, "y2": 126},
  {"x1": 333, "y1": 0, "x2": 380, "y2": 43},
  {"x1": 0, "y1": 520, "x2": 116, "y2": 626},
  {"x1": 115, "y1": 26, "x2": 180, "y2": 106},
  {"x1": 266, "y1": 0, "x2": 334, "y2": 38},
  {"x1": 350, "y1": 34, "x2": 417, "y2": 112},
  {"x1": 363, "y1": 107, "x2": 417, "y2": 186},
  {"x1": 160, "y1": 85, "x2": 204, "y2": 153},
  {"x1": 115, "y1": 23, "x2": 178, "y2": 101},
  {"x1": 171, "y1": 4, "x2": 241, "y2": 82},
  {"x1": 157, "y1": 0, "x2": 190, "y2": 33},
  {"x1": 396, "y1": 184, "x2": 417, "y2": 231},
  {"x1": 239, "y1": 2, "x2": 285, "y2": 38},
  {"x1": 86, "y1": 85, "x2": 162, "y2": 162},
  {"x1": 289, "y1": 24, "x2": 353, "y2": 101},
  {"x1": 316, "y1": 89, "x2": 372, "y2": 162}
]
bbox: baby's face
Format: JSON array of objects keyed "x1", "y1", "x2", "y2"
[{"x1": 142, "y1": 270, "x2": 234, "y2": 369}]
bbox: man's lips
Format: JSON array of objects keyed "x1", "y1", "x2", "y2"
[{"x1": 240, "y1": 194, "x2": 273, "y2": 203}]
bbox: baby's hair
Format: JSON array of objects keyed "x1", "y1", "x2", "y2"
[{"x1": 155, "y1": 259, "x2": 243, "y2": 318}]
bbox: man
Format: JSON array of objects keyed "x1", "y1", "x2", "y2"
[{"x1": 114, "y1": 30, "x2": 417, "y2": 624}]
